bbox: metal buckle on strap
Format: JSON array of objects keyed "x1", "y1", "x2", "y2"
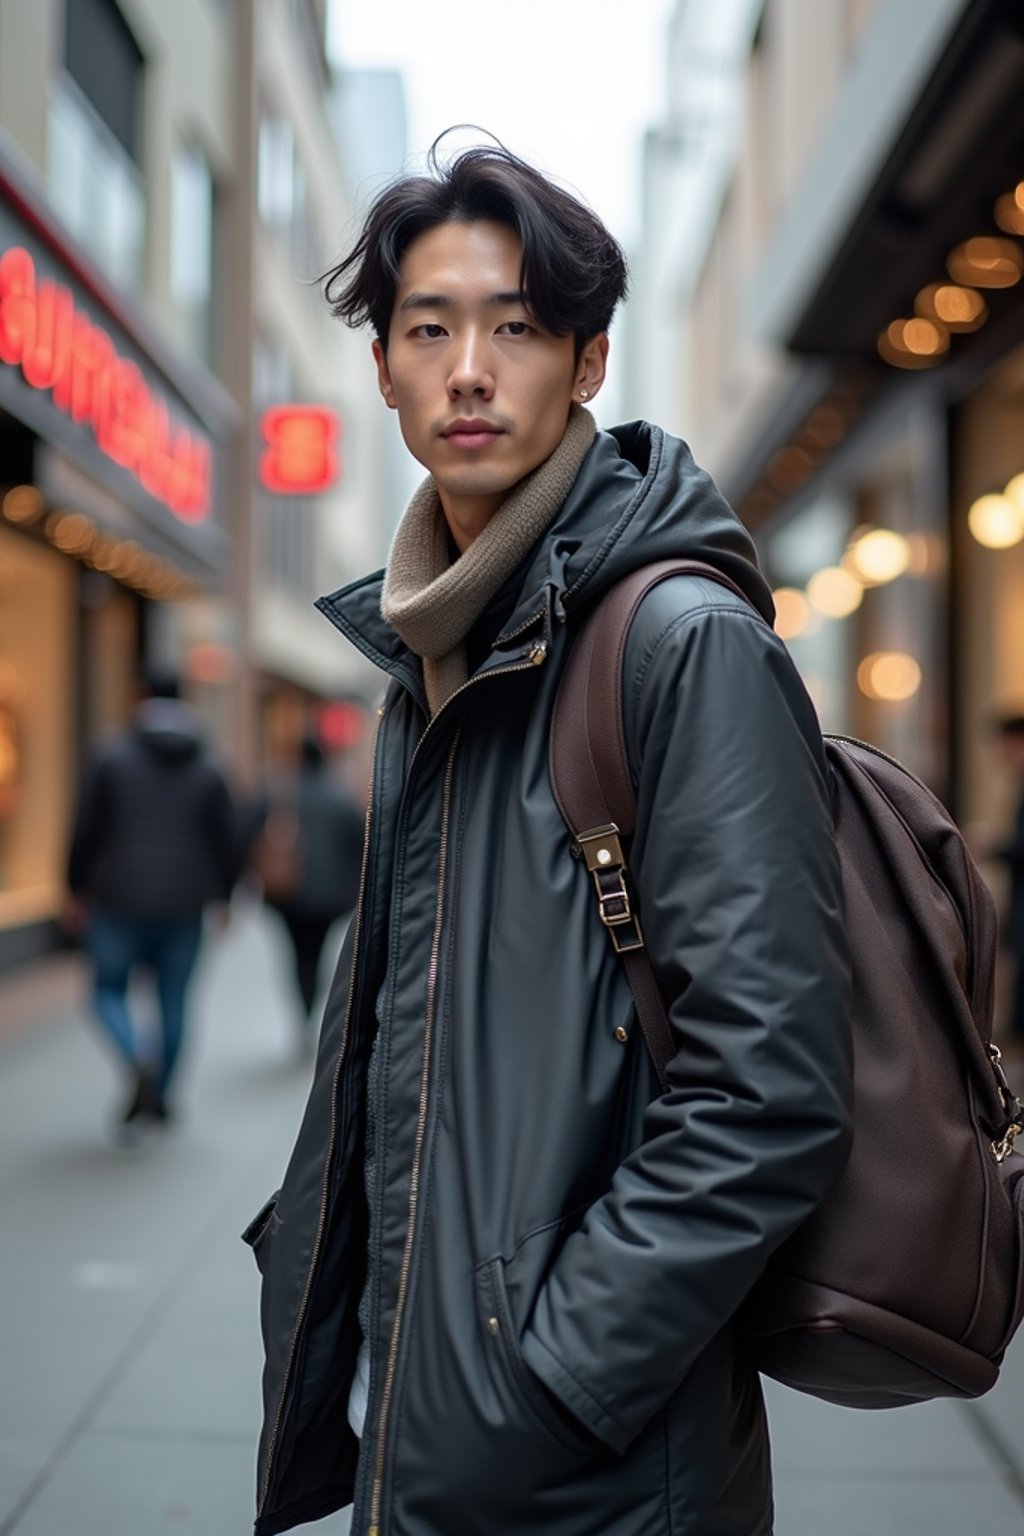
[
  {"x1": 597, "y1": 877, "x2": 631, "y2": 926},
  {"x1": 993, "y1": 1122, "x2": 1022, "y2": 1164},
  {"x1": 987, "y1": 1044, "x2": 1024, "y2": 1163},
  {"x1": 576, "y1": 825, "x2": 645, "y2": 954},
  {"x1": 576, "y1": 824, "x2": 626, "y2": 874}
]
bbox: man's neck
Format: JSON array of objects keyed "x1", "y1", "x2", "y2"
[{"x1": 439, "y1": 489, "x2": 507, "y2": 554}]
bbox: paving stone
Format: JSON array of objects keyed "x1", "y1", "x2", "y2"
[
  {"x1": 766, "y1": 1383, "x2": 995, "y2": 1475},
  {"x1": 772, "y1": 1472, "x2": 1024, "y2": 1536},
  {"x1": 7, "y1": 1430, "x2": 351, "y2": 1536}
]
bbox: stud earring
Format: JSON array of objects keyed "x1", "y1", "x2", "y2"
[{"x1": 579, "y1": 388, "x2": 589, "y2": 401}]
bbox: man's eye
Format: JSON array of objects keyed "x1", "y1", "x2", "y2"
[
  {"x1": 414, "y1": 323, "x2": 446, "y2": 339},
  {"x1": 500, "y1": 321, "x2": 531, "y2": 336}
]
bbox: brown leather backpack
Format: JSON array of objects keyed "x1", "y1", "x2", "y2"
[{"x1": 550, "y1": 558, "x2": 1024, "y2": 1409}]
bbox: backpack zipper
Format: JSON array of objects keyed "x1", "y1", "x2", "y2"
[{"x1": 827, "y1": 733, "x2": 949, "y2": 812}]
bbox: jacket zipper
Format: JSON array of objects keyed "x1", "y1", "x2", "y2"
[
  {"x1": 367, "y1": 732, "x2": 460, "y2": 1536},
  {"x1": 257, "y1": 705, "x2": 387, "y2": 1517},
  {"x1": 366, "y1": 642, "x2": 548, "y2": 1536},
  {"x1": 494, "y1": 603, "x2": 547, "y2": 647}
]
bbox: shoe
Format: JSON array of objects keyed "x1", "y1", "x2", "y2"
[
  {"x1": 150, "y1": 1094, "x2": 175, "y2": 1126},
  {"x1": 121, "y1": 1067, "x2": 161, "y2": 1125}
]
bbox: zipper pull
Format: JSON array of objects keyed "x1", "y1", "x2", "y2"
[{"x1": 527, "y1": 641, "x2": 548, "y2": 666}]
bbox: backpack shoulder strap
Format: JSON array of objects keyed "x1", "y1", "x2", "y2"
[{"x1": 550, "y1": 558, "x2": 756, "y2": 1089}]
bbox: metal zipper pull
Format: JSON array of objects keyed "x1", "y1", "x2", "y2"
[{"x1": 528, "y1": 641, "x2": 547, "y2": 666}]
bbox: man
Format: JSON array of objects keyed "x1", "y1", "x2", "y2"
[
  {"x1": 67, "y1": 667, "x2": 237, "y2": 1127},
  {"x1": 250, "y1": 726, "x2": 366, "y2": 1044},
  {"x1": 246, "y1": 143, "x2": 852, "y2": 1536}
]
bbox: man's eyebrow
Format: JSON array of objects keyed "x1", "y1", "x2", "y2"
[
  {"x1": 398, "y1": 290, "x2": 530, "y2": 313},
  {"x1": 399, "y1": 292, "x2": 451, "y2": 312}
]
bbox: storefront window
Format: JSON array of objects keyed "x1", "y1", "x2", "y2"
[
  {"x1": 764, "y1": 411, "x2": 949, "y2": 796},
  {"x1": 764, "y1": 489, "x2": 856, "y2": 734},
  {"x1": 954, "y1": 348, "x2": 1024, "y2": 834},
  {"x1": 0, "y1": 528, "x2": 74, "y2": 927},
  {"x1": 80, "y1": 575, "x2": 139, "y2": 739}
]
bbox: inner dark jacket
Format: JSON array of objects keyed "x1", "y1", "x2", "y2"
[{"x1": 245, "y1": 423, "x2": 853, "y2": 1536}]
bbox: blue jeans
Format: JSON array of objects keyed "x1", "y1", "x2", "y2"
[{"x1": 87, "y1": 909, "x2": 204, "y2": 1093}]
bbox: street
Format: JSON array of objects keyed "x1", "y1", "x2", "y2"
[{"x1": 1, "y1": 906, "x2": 1022, "y2": 1536}]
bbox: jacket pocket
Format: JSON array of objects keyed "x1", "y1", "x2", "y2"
[
  {"x1": 241, "y1": 1190, "x2": 281, "y2": 1274},
  {"x1": 477, "y1": 1254, "x2": 594, "y2": 1458}
]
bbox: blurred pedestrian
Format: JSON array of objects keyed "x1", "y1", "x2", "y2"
[
  {"x1": 995, "y1": 715, "x2": 1024, "y2": 1057},
  {"x1": 65, "y1": 667, "x2": 238, "y2": 1130},
  {"x1": 248, "y1": 727, "x2": 364, "y2": 1043}
]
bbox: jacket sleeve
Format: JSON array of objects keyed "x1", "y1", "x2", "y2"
[{"x1": 522, "y1": 587, "x2": 853, "y2": 1453}]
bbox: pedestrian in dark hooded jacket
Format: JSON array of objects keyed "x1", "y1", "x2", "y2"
[
  {"x1": 66, "y1": 667, "x2": 238, "y2": 1129},
  {"x1": 243, "y1": 140, "x2": 853, "y2": 1536},
  {"x1": 249, "y1": 728, "x2": 365, "y2": 1041}
]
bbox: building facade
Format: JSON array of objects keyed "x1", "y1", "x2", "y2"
[
  {"x1": 0, "y1": 0, "x2": 399, "y2": 970},
  {"x1": 239, "y1": 2, "x2": 400, "y2": 771},
  {"x1": 633, "y1": 0, "x2": 1024, "y2": 844}
]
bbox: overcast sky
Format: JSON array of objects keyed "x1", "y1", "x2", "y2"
[{"x1": 326, "y1": 0, "x2": 673, "y2": 253}]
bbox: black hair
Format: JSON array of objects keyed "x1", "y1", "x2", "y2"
[{"x1": 324, "y1": 131, "x2": 629, "y2": 354}]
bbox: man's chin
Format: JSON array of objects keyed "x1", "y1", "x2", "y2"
[{"x1": 435, "y1": 469, "x2": 521, "y2": 500}]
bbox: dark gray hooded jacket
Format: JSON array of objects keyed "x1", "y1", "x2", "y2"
[{"x1": 245, "y1": 424, "x2": 853, "y2": 1536}]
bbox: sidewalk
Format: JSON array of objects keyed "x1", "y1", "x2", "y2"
[
  {"x1": 0, "y1": 904, "x2": 350, "y2": 1536},
  {"x1": 0, "y1": 907, "x2": 1022, "y2": 1535}
]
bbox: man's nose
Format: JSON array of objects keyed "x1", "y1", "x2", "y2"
[{"x1": 447, "y1": 331, "x2": 494, "y2": 398}]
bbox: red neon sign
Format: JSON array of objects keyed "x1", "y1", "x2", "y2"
[
  {"x1": 0, "y1": 246, "x2": 211, "y2": 522},
  {"x1": 316, "y1": 700, "x2": 366, "y2": 751},
  {"x1": 259, "y1": 404, "x2": 340, "y2": 494}
]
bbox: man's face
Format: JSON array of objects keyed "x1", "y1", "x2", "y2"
[{"x1": 373, "y1": 219, "x2": 606, "y2": 545}]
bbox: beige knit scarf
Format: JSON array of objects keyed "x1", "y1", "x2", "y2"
[{"x1": 381, "y1": 404, "x2": 596, "y2": 715}]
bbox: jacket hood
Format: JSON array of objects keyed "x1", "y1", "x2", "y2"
[
  {"x1": 133, "y1": 697, "x2": 203, "y2": 760},
  {"x1": 505, "y1": 422, "x2": 774, "y2": 631},
  {"x1": 317, "y1": 422, "x2": 774, "y2": 673}
]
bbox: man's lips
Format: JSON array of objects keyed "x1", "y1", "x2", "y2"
[{"x1": 440, "y1": 419, "x2": 505, "y2": 447}]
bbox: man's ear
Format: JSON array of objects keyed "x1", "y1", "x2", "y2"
[
  {"x1": 372, "y1": 339, "x2": 396, "y2": 409},
  {"x1": 574, "y1": 332, "x2": 609, "y2": 404}
]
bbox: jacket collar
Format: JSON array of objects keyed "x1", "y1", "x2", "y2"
[
  {"x1": 316, "y1": 421, "x2": 774, "y2": 693},
  {"x1": 315, "y1": 431, "x2": 639, "y2": 677}
]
